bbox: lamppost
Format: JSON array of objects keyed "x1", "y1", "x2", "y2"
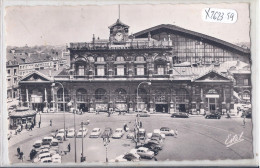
[
  {"x1": 68, "y1": 101, "x2": 76, "y2": 163},
  {"x1": 80, "y1": 121, "x2": 86, "y2": 162},
  {"x1": 52, "y1": 82, "x2": 66, "y2": 141},
  {"x1": 136, "y1": 81, "x2": 151, "y2": 143},
  {"x1": 103, "y1": 137, "x2": 110, "y2": 162}
]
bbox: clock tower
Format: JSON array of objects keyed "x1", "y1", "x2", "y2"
[{"x1": 108, "y1": 19, "x2": 129, "y2": 44}]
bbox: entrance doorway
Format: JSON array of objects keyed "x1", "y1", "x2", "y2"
[
  {"x1": 79, "y1": 103, "x2": 88, "y2": 112},
  {"x1": 207, "y1": 98, "x2": 218, "y2": 113},
  {"x1": 155, "y1": 104, "x2": 168, "y2": 113},
  {"x1": 178, "y1": 104, "x2": 186, "y2": 112}
]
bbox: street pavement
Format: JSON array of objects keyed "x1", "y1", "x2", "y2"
[{"x1": 8, "y1": 112, "x2": 253, "y2": 164}]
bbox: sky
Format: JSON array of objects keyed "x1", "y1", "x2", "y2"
[{"x1": 5, "y1": 3, "x2": 250, "y2": 47}]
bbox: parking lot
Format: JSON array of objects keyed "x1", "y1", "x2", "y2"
[{"x1": 8, "y1": 112, "x2": 253, "y2": 164}]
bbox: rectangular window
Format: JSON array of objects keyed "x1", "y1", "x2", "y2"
[
  {"x1": 7, "y1": 69, "x2": 10, "y2": 75},
  {"x1": 97, "y1": 57, "x2": 104, "y2": 62},
  {"x1": 244, "y1": 79, "x2": 249, "y2": 86},
  {"x1": 78, "y1": 66, "x2": 85, "y2": 75},
  {"x1": 97, "y1": 65, "x2": 105, "y2": 76},
  {"x1": 157, "y1": 65, "x2": 164, "y2": 75},
  {"x1": 14, "y1": 69, "x2": 17, "y2": 75},
  {"x1": 117, "y1": 65, "x2": 124, "y2": 76},
  {"x1": 137, "y1": 65, "x2": 144, "y2": 75}
]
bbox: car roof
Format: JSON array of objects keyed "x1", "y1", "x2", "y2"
[
  {"x1": 138, "y1": 147, "x2": 148, "y2": 151},
  {"x1": 93, "y1": 128, "x2": 100, "y2": 130},
  {"x1": 35, "y1": 140, "x2": 42, "y2": 143},
  {"x1": 139, "y1": 128, "x2": 146, "y2": 131},
  {"x1": 39, "y1": 152, "x2": 51, "y2": 157},
  {"x1": 160, "y1": 127, "x2": 169, "y2": 129},
  {"x1": 43, "y1": 137, "x2": 53, "y2": 139},
  {"x1": 116, "y1": 128, "x2": 123, "y2": 130}
]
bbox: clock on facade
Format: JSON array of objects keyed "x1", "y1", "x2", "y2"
[{"x1": 115, "y1": 32, "x2": 123, "y2": 42}]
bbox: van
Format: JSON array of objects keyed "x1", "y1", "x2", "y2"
[{"x1": 42, "y1": 137, "x2": 53, "y2": 145}]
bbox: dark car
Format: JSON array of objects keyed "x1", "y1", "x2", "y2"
[
  {"x1": 241, "y1": 108, "x2": 252, "y2": 118},
  {"x1": 205, "y1": 113, "x2": 221, "y2": 119},
  {"x1": 171, "y1": 112, "x2": 189, "y2": 118},
  {"x1": 101, "y1": 127, "x2": 113, "y2": 138},
  {"x1": 143, "y1": 142, "x2": 162, "y2": 155}
]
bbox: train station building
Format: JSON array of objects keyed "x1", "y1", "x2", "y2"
[{"x1": 18, "y1": 19, "x2": 251, "y2": 115}]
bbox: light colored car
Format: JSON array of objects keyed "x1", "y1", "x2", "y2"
[
  {"x1": 56, "y1": 133, "x2": 65, "y2": 141},
  {"x1": 34, "y1": 152, "x2": 51, "y2": 163},
  {"x1": 136, "y1": 147, "x2": 154, "y2": 159},
  {"x1": 112, "y1": 128, "x2": 124, "y2": 139},
  {"x1": 38, "y1": 148, "x2": 49, "y2": 155},
  {"x1": 42, "y1": 137, "x2": 54, "y2": 145},
  {"x1": 51, "y1": 139, "x2": 59, "y2": 146},
  {"x1": 52, "y1": 154, "x2": 62, "y2": 163},
  {"x1": 136, "y1": 111, "x2": 150, "y2": 117},
  {"x1": 67, "y1": 128, "x2": 76, "y2": 138},
  {"x1": 40, "y1": 157, "x2": 52, "y2": 163},
  {"x1": 160, "y1": 127, "x2": 175, "y2": 136},
  {"x1": 33, "y1": 140, "x2": 42, "y2": 148},
  {"x1": 110, "y1": 149, "x2": 140, "y2": 162},
  {"x1": 89, "y1": 128, "x2": 101, "y2": 138},
  {"x1": 77, "y1": 127, "x2": 88, "y2": 138},
  {"x1": 147, "y1": 129, "x2": 166, "y2": 139}
]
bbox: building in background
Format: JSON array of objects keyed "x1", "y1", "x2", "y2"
[{"x1": 18, "y1": 19, "x2": 251, "y2": 115}]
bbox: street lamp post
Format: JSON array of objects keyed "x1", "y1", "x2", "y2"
[
  {"x1": 136, "y1": 81, "x2": 151, "y2": 143},
  {"x1": 52, "y1": 82, "x2": 66, "y2": 141},
  {"x1": 103, "y1": 137, "x2": 110, "y2": 162},
  {"x1": 68, "y1": 101, "x2": 77, "y2": 163}
]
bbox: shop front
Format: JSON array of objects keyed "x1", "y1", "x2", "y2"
[{"x1": 9, "y1": 107, "x2": 37, "y2": 129}]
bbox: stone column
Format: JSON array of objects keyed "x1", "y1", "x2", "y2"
[
  {"x1": 200, "y1": 87, "x2": 204, "y2": 114},
  {"x1": 51, "y1": 85, "x2": 56, "y2": 112},
  {"x1": 222, "y1": 87, "x2": 226, "y2": 114},
  {"x1": 26, "y1": 88, "x2": 29, "y2": 108}
]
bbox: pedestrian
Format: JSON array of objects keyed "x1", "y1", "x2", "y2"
[
  {"x1": 68, "y1": 143, "x2": 71, "y2": 152},
  {"x1": 140, "y1": 121, "x2": 142, "y2": 128},
  {"x1": 50, "y1": 119, "x2": 52, "y2": 126},
  {"x1": 21, "y1": 124, "x2": 23, "y2": 131},
  {"x1": 25, "y1": 123, "x2": 28, "y2": 130},
  {"x1": 123, "y1": 123, "x2": 127, "y2": 132},
  {"x1": 29, "y1": 124, "x2": 33, "y2": 131},
  {"x1": 20, "y1": 152, "x2": 24, "y2": 162},
  {"x1": 17, "y1": 147, "x2": 20, "y2": 156},
  {"x1": 38, "y1": 121, "x2": 41, "y2": 128},
  {"x1": 175, "y1": 129, "x2": 178, "y2": 138},
  {"x1": 243, "y1": 115, "x2": 246, "y2": 127}
]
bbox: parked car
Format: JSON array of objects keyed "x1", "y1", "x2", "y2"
[
  {"x1": 56, "y1": 133, "x2": 65, "y2": 141},
  {"x1": 112, "y1": 128, "x2": 125, "y2": 139},
  {"x1": 149, "y1": 129, "x2": 165, "y2": 139},
  {"x1": 137, "y1": 128, "x2": 146, "y2": 140},
  {"x1": 52, "y1": 154, "x2": 62, "y2": 163},
  {"x1": 33, "y1": 140, "x2": 42, "y2": 148},
  {"x1": 241, "y1": 108, "x2": 252, "y2": 118},
  {"x1": 40, "y1": 157, "x2": 52, "y2": 163},
  {"x1": 37, "y1": 148, "x2": 49, "y2": 155},
  {"x1": 160, "y1": 127, "x2": 175, "y2": 136},
  {"x1": 143, "y1": 142, "x2": 162, "y2": 155},
  {"x1": 89, "y1": 128, "x2": 102, "y2": 138},
  {"x1": 136, "y1": 147, "x2": 154, "y2": 159},
  {"x1": 101, "y1": 127, "x2": 113, "y2": 138},
  {"x1": 51, "y1": 139, "x2": 59, "y2": 146},
  {"x1": 77, "y1": 127, "x2": 88, "y2": 138},
  {"x1": 171, "y1": 112, "x2": 189, "y2": 118},
  {"x1": 127, "y1": 131, "x2": 135, "y2": 139},
  {"x1": 205, "y1": 113, "x2": 221, "y2": 119},
  {"x1": 42, "y1": 137, "x2": 54, "y2": 145},
  {"x1": 67, "y1": 128, "x2": 76, "y2": 138},
  {"x1": 110, "y1": 149, "x2": 140, "y2": 162},
  {"x1": 136, "y1": 111, "x2": 150, "y2": 117}
]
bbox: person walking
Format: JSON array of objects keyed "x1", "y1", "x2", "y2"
[
  {"x1": 20, "y1": 152, "x2": 24, "y2": 162},
  {"x1": 29, "y1": 124, "x2": 33, "y2": 131},
  {"x1": 50, "y1": 119, "x2": 52, "y2": 126},
  {"x1": 68, "y1": 143, "x2": 71, "y2": 152},
  {"x1": 243, "y1": 115, "x2": 246, "y2": 127},
  {"x1": 140, "y1": 121, "x2": 142, "y2": 128},
  {"x1": 38, "y1": 121, "x2": 41, "y2": 128},
  {"x1": 17, "y1": 147, "x2": 20, "y2": 156},
  {"x1": 123, "y1": 123, "x2": 127, "y2": 132}
]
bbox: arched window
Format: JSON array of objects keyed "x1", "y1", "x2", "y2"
[
  {"x1": 136, "y1": 56, "x2": 145, "y2": 61},
  {"x1": 57, "y1": 88, "x2": 70, "y2": 102},
  {"x1": 115, "y1": 88, "x2": 127, "y2": 102},
  {"x1": 155, "y1": 88, "x2": 167, "y2": 102},
  {"x1": 97, "y1": 57, "x2": 104, "y2": 62},
  {"x1": 136, "y1": 88, "x2": 148, "y2": 103},
  {"x1": 95, "y1": 88, "x2": 107, "y2": 100},
  {"x1": 116, "y1": 56, "x2": 125, "y2": 62},
  {"x1": 176, "y1": 89, "x2": 188, "y2": 103},
  {"x1": 76, "y1": 88, "x2": 87, "y2": 102}
]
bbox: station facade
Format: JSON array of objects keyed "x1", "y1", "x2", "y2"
[{"x1": 18, "y1": 19, "x2": 251, "y2": 114}]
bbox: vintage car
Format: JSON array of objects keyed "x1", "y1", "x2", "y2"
[
  {"x1": 40, "y1": 157, "x2": 52, "y2": 163},
  {"x1": 77, "y1": 127, "x2": 88, "y2": 138},
  {"x1": 34, "y1": 152, "x2": 51, "y2": 163},
  {"x1": 112, "y1": 128, "x2": 125, "y2": 139},
  {"x1": 142, "y1": 141, "x2": 162, "y2": 155},
  {"x1": 67, "y1": 128, "x2": 76, "y2": 138},
  {"x1": 110, "y1": 149, "x2": 140, "y2": 162},
  {"x1": 171, "y1": 112, "x2": 189, "y2": 118},
  {"x1": 160, "y1": 127, "x2": 175, "y2": 136},
  {"x1": 42, "y1": 137, "x2": 54, "y2": 145},
  {"x1": 205, "y1": 113, "x2": 221, "y2": 119},
  {"x1": 136, "y1": 147, "x2": 154, "y2": 159},
  {"x1": 33, "y1": 140, "x2": 42, "y2": 148},
  {"x1": 101, "y1": 127, "x2": 113, "y2": 138},
  {"x1": 136, "y1": 111, "x2": 150, "y2": 117},
  {"x1": 52, "y1": 154, "x2": 62, "y2": 163},
  {"x1": 147, "y1": 129, "x2": 166, "y2": 139},
  {"x1": 50, "y1": 139, "x2": 59, "y2": 146},
  {"x1": 89, "y1": 128, "x2": 102, "y2": 138}
]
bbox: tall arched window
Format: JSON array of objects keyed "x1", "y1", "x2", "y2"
[
  {"x1": 136, "y1": 88, "x2": 148, "y2": 103},
  {"x1": 176, "y1": 89, "x2": 188, "y2": 103},
  {"x1": 95, "y1": 88, "x2": 107, "y2": 100},
  {"x1": 115, "y1": 88, "x2": 127, "y2": 102},
  {"x1": 76, "y1": 88, "x2": 87, "y2": 102},
  {"x1": 57, "y1": 88, "x2": 70, "y2": 102}
]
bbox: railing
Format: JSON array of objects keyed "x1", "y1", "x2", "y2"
[{"x1": 69, "y1": 40, "x2": 172, "y2": 50}]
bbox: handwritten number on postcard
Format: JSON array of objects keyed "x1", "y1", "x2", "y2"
[{"x1": 202, "y1": 8, "x2": 237, "y2": 23}]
